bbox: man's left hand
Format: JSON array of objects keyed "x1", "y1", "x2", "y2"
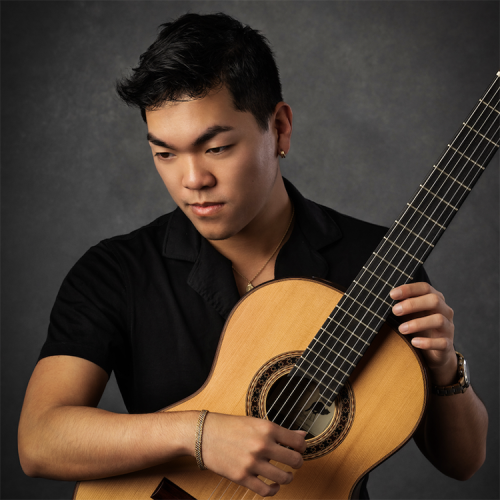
[{"x1": 390, "y1": 282, "x2": 457, "y2": 386}]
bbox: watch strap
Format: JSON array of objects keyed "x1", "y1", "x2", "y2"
[{"x1": 432, "y1": 351, "x2": 469, "y2": 396}]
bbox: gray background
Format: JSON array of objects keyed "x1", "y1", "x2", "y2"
[{"x1": 2, "y1": 1, "x2": 498, "y2": 499}]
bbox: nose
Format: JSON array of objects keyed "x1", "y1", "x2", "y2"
[{"x1": 182, "y1": 155, "x2": 216, "y2": 190}]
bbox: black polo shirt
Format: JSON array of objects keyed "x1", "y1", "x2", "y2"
[{"x1": 40, "y1": 179, "x2": 427, "y2": 415}]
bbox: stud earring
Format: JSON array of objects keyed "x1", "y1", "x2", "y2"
[{"x1": 280, "y1": 150, "x2": 286, "y2": 159}]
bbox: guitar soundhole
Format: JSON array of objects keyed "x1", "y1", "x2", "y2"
[
  {"x1": 246, "y1": 351, "x2": 355, "y2": 460},
  {"x1": 265, "y1": 374, "x2": 336, "y2": 439}
]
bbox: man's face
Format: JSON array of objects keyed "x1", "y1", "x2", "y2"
[{"x1": 146, "y1": 87, "x2": 281, "y2": 241}]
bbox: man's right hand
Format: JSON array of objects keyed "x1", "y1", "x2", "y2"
[{"x1": 201, "y1": 413, "x2": 307, "y2": 497}]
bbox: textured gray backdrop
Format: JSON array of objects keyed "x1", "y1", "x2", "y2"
[{"x1": 2, "y1": 1, "x2": 498, "y2": 499}]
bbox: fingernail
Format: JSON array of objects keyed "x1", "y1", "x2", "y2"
[
  {"x1": 399, "y1": 322, "x2": 409, "y2": 333},
  {"x1": 393, "y1": 304, "x2": 403, "y2": 315},
  {"x1": 390, "y1": 289, "x2": 402, "y2": 299},
  {"x1": 412, "y1": 338, "x2": 422, "y2": 347}
]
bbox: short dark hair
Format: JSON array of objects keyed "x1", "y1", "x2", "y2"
[{"x1": 116, "y1": 13, "x2": 283, "y2": 130}]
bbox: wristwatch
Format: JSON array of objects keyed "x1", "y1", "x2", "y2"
[{"x1": 432, "y1": 351, "x2": 470, "y2": 396}]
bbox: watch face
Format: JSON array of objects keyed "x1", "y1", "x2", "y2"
[{"x1": 463, "y1": 359, "x2": 470, "y2": 387}]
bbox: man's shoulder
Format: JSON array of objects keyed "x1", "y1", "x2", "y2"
[
  {"x1": 96, "y1": 211, "x2": 175, "y2": 254},
  {"x1": 312, "y1": 199, "x2": 388, "y2": 246},
  {"x1": 105, "y1": 212, "x2": 173, "y2": 244},
  {"x1": 284, "y1": 178, "x2": 388, "y2": 250},
  {"x1": 77, "y1": 211, "x2": 178, "y2": 271}
]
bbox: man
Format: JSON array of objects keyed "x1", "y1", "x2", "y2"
[{"x1": 18, "y1": 12, "x2": 488, "y2": 498}]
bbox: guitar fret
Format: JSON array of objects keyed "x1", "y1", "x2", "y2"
[
  {"x1": 395, "y1": 220, "x2": 435, "y2": 247},
  {"x1": 419, "y1": 185, "x2": 459, "y2": 211},
  {"x1": 407, "y1": 203, "x2": 447, "y2": 230},
  {"x1": 463, "y1": 123, "x2": 500, "y2": 148},
  {"x1": 479, "y1": 98, "x2": 500, "y2": 114},
  {"x1": 300, "y1": 355, "x2": 350, "y2": 379},
  {"x1": 353, "y1": 280, "x2": 392, "y2": 307},
  {"x1": 304, "y1": 345, "x2": 329, "y2": 364},
  {"x1": 362, "y1": 266, "x2": 394, "y2": 289},
  {"x1": 383, "y1": 237, "x2": 424, "y2": 264},
  {"x1": 336, "y1": 305, "x2": 379, "y2": 334},
  {"x1": 373, "y1": 252, "x2": 413, "y2": 280},
  {"x1": 432, "y1": 165, "x2": 471, "y2": 191},
  {"x1": 295, "y1": 363, "x2": 342, "y2": 388},
  {"x1": 345, "y1": 292, "x2": 387, "y2": 320},
  {"x1": 329, "y1": 316, "x2": 370, "y2": 345},
  {"x1": 448, "y1": 145, "x2": 485, "y2": 170},
  {"x1": 308, "y1": 341, "x2": 356, "y2": 367},
  {"x1": 318, "y1": 329, "x2": 363, "y2": 357}
]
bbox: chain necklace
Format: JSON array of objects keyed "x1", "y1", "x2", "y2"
[{"x1": 232, "y1": 206, "x2": 295, "y2": 293}]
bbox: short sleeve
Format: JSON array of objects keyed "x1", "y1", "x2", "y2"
[{"x1": 39, "y1": 242, "x2": 128, "y2": 375}]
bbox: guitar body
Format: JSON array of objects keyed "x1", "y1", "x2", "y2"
[{"x1": 74, "y1": 278, "x2": 428, "y2": 500}]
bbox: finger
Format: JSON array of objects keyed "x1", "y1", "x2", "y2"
[
  {"x1": 245, "y1": 475, "x2": 280, "y2": 497},
  {"x1": 268, "y1": 444, "x2": 304, "y2": 470},
  {"x1": 411, "y1": 336, "x2": 451, "y2": 351},
  {"x1": 398, "y1": 313, "x2": 453, "y2": 336},
  {"x1": 273, "y1": 426, "x2": 307, "y2": 454},
  {"x1": 257, "y1": 461, "x2": 294, "y2": 486},
  {"x1": 390, "y1": 282, "x2": 438, "y2": 300},
  {"x1": 392, "y1": 294, "x2": 451, "y2": 319}
]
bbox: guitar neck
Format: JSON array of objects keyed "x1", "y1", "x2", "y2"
[{"x1": 293, "y1": 72, "x2": 500, "y2": 404}]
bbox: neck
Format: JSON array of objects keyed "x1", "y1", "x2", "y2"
[{"x1": 209, "y1": 175, "x2": 293, "y2": 291}]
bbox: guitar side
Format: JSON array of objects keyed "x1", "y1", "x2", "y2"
[{"x1": 74, "y1": 278, "x2": 428, "y2": 500}]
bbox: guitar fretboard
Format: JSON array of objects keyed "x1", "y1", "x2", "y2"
[{"x1": 292, "y1": 72, "x2": 500, "y2": 405}]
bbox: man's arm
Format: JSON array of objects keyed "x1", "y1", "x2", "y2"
[
  {"x1": 390, "y1": 283, "x2": 488, "y2": 480},
  {"x1": 18, "y1": 355, "x2": 306, "y2": 497}
]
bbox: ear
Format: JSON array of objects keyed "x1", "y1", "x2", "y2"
[{"x1": 271, "y1": 102, "x2": 293, "y2": 157}]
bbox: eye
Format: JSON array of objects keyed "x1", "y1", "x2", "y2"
[
  {"x1": 207, "y1": 145, "x2": 231, "y2": 154},
  {"x1": 155, "y1": 152, "x2": 175, "y2": 160}
]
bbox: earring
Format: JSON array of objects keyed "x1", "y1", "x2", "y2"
[{"x1": 280, "y1": 150, "x2": 286, "y2": 159}]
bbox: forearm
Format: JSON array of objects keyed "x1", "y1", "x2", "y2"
[
  {"x1": 19, "y1": 406, "x2": 198, "y2": 481},
  {"x1": 19, "y1": 357, "x2": 307, "y2": 497},
  {"x1": 416, "y1": 387, "x2": 488, "y2": 480}
]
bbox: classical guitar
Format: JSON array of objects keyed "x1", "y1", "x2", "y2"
[{"x1": 74, "y1": 72, "x2": 499, "y2": 500}]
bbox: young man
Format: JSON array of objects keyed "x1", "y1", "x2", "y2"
[{"x1": 18, "y1": 12, "x2": 488, "y2": 498}]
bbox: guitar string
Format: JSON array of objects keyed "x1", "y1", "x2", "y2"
[
  {"x1": 280, "y1": 82, "x2": 500, "y2": 434},
  {"x1": 228, "y1": 85, "x2": 500, "y2": 500},
  {"x1": 279, "y1": 83, "x2": 500, "y2": 434},
  {"x1": 266, "y1": 84, "x2": 500, "y2": 435},
  {"x1": 207, "y1": 477, "x2": 227, "y2": 500},
  {"x1": 266, "y1": 77, "x2": 500, "y2": 492},
  {"x1": 224, "y1": 459, "x2": 295, "y2": 500},
  {"x1": 268, "y1": 76, "x2": 500, "y2": 494},
  {"x1": 264, "y1": 78, "x2": 500, "y2": 434},
  {"x1": 266, "y1": 87, "x2": 500, "y2": 434}
]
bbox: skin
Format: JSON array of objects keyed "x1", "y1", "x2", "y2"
[
  {"x1": 18, "y1": 86, "x2": 487, "y2": 497},
  {"x1": 146, "y1": 86, "x2": 294, "y2": 292}
]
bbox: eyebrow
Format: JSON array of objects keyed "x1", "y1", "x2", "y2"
[{"x1": 147, "y1": 125, "x2": 234, "y2": 150}]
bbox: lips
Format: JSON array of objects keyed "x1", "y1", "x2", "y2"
[{"x1": 189, "y1": 202, "x2": 225, "y2": 217}]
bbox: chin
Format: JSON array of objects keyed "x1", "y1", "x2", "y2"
[
  {"x1": 193, "y1": 223, "x2": 235, "y2": 242},
  {"x1": 201, "y1": 230, "x2": 234, "y2": 241}
]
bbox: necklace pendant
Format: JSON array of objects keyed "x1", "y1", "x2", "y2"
[{"x1": 246, "y1": 282, "x2": 254, "y2": 292}]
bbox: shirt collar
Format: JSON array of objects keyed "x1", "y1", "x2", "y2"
[
  {"x1": 275, "y1": 178, "x2": 342, "y2": 280},
  {"x1": 162, "y1": 178, "x2": 342, "y2": 317}
]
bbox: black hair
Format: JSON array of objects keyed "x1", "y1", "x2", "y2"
[{"x1": 116, "y1": 12, "x2": 283, "y2": 130}]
